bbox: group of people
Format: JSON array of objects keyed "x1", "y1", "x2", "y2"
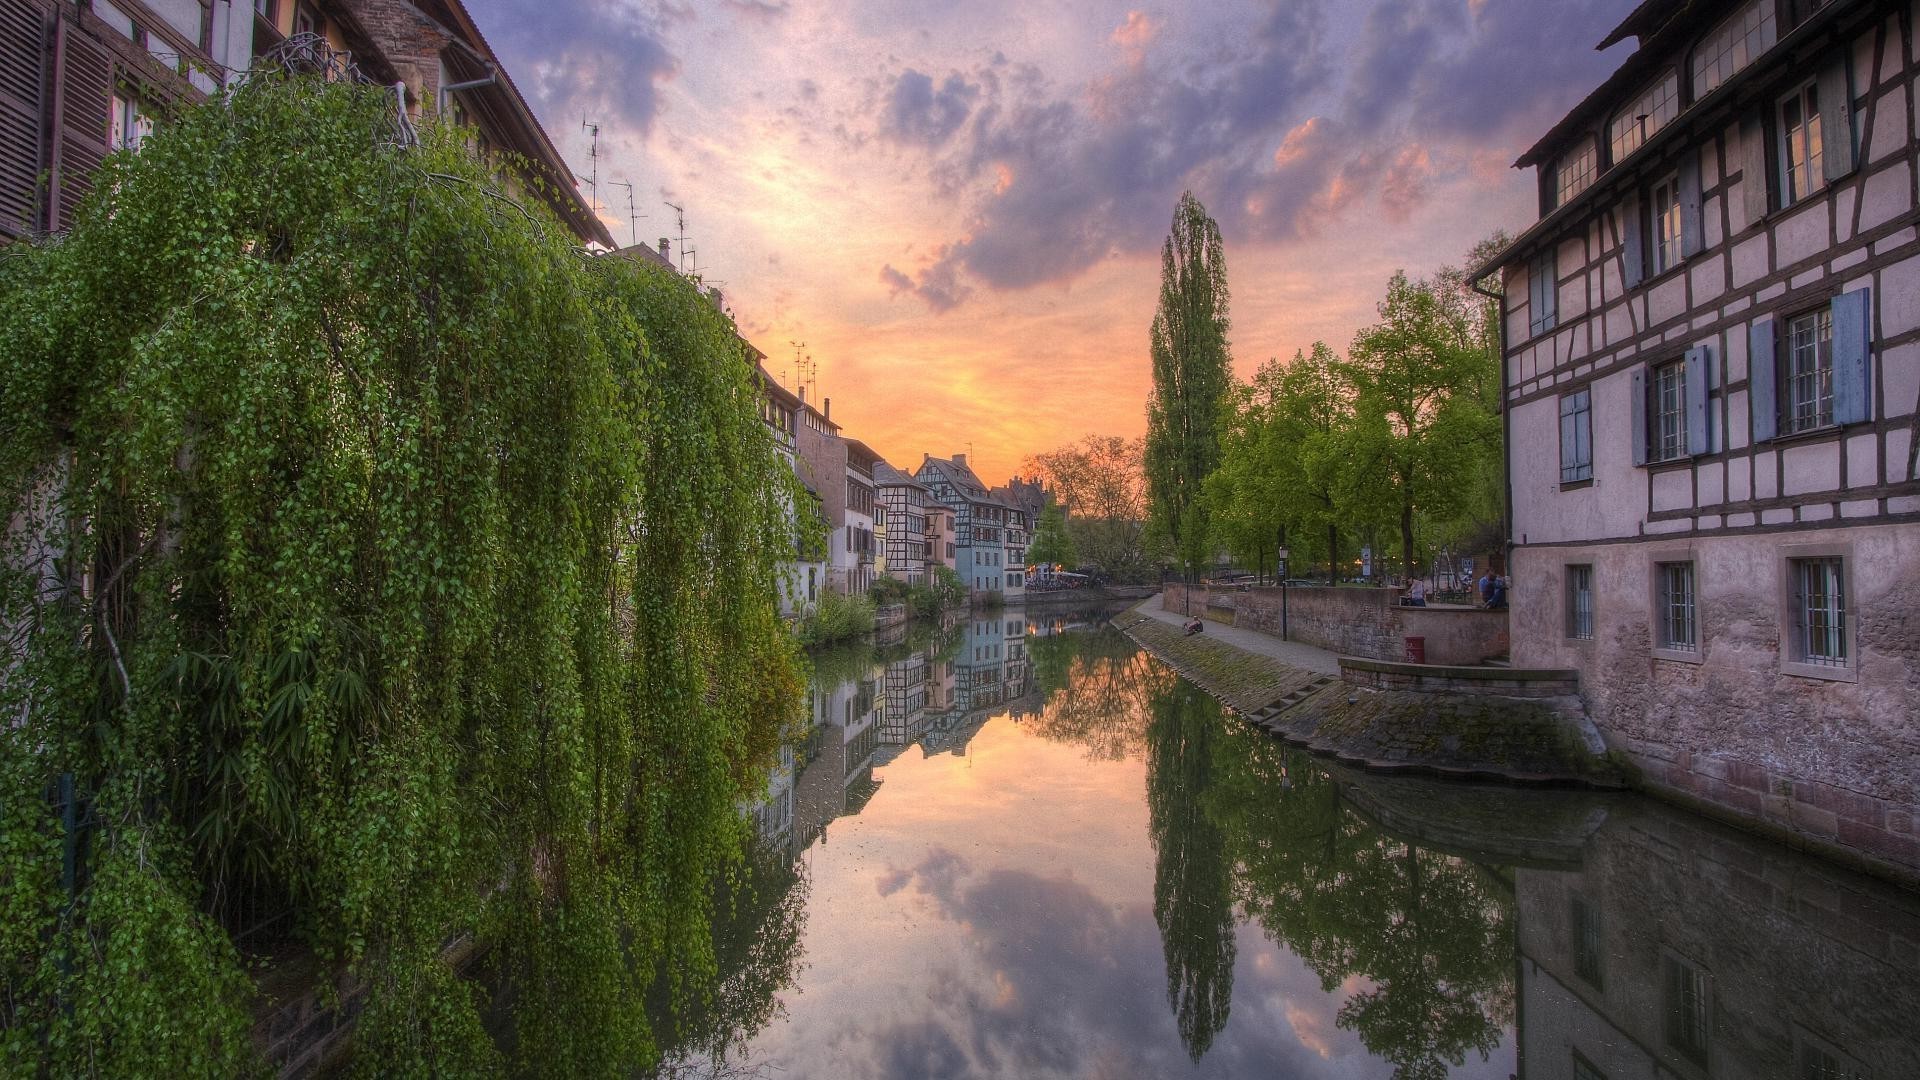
[{"x1": 1395, "y1": 568, "x2": 1508, "y2": 609}]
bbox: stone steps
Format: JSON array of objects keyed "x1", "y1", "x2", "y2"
[{"x1": 1250, "y1": 675, "x2": 1334, "y2": 723}]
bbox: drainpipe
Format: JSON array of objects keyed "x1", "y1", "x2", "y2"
[
  {"x1": 1471, "y1": 270, "x2": 1512, "y2": 579},
  {"x1": 440, "y1": 63, "x2": 499, "y2": 110}
]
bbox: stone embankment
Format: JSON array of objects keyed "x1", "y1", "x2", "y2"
[{"x1": 1116, "y1": 604, "x2": 1626, "y2": 788}]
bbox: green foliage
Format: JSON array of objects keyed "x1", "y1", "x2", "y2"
[
  {"x1": 796, "y1": 591, "x2": 875, "y2": 647},
  {"x1": 868, "y1": 576, "x2": 911, "y2": 607},
  {"x1": 910, "y1": 565, "x2": 968, "y2": 618},
  {"x1": 1144, "y1": 192, "x2": 1233, "y2": 576},
  {"x1": 1026, "y1": 503, "x2": 1077, "y2": 569},
  {"x1": 0, "y1": 73, "x2": 804, "y2": 1076}
]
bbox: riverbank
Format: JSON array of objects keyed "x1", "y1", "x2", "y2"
[{"x1": 1115, "y1": 600, "x2": 1626, "y2": 788}]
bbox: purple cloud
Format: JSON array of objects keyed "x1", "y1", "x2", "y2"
[
  {"x1": 881, "y1": 69, "x2": 981, "y2": 146},
  {"x1": 465, "y1": 0, "x2": 679, "y2": 135}
]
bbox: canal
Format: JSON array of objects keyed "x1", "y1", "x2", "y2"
[{"x1": 662, "y1": 611, "x2": 1920, "y2": 1078}]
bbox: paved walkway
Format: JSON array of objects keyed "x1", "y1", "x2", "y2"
[{"x1": 1124, "y1": 594, "x2": 1342, "y2": 676}]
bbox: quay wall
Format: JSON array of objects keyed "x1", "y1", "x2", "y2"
[{"x1": 1164, "y1": 583, "x2": 1510, "y2": 666}]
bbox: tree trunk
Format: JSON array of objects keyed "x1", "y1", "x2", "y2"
[
  {"x1": 1400, "y1": 489, "x2": 1415, "y2": 583},
  {"x1": 1327, "y1": 522, "x2": 1338, "y2": 585}
]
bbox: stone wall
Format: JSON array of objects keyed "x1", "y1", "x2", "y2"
[
  {"x1": 1338, "y1": 658, "x2": 1579, "y2": 698},
  {"x1": 1166, "y1": 583, "x2": 1509, "y2": 664},
  {"x1": 1512, "y1": 520, "x2": 1920, "y2": 885}
]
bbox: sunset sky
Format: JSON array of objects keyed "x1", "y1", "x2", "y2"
[{"x1": 468, "y1": 0, "x2": 1640, "y2": 484}]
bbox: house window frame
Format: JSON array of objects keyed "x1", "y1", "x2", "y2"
[
  {"x1": 1691, "y1": 0, "x2": 1777, "y2": 101},
  {"x1": 1649, "y1": 359, "x2": 1689, "y2": 463},
  {"x1": 1780, "y1": 544, "x2": 1855, "y2": 682},
  {"x1": 1652, "y1": 557, "x2": 1700, "y2": 661},
  {"x1": 1556, "y1": 137, "x2": 1598, "y2": 209},
  {"x1": 1777, "y1": 77, "x2": 1824, "y2": 207},
  {"x1": 1782, "y1": 304, "x2": 1836, "y2": 434},
  {"x1": 1609, "y1": 69, "x2": 1680, "y2": 164},
  {"x1": 1650, "y1": 172, "x2": 1684, "y2": 276},
  {"x1": 1565, "y1": 565, "x2": 1595, "y2": 640},
  {"x1": 1662, "y1": 950, "x2": 1713, "y2": 1068}
]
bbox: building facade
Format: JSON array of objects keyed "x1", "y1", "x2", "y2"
[
  {"x1": 1485, "y1": 0, "x2": 1920, "y2": 881},
  {"x1": 917, "y1": 453, "x2": 1019, "y2": 600},
  {"x1": 874, "y1": 462, "x2": 932, "y2": 583},
  {"x1": 926, "y1": 504, "x2": 957, "y2": 574}
]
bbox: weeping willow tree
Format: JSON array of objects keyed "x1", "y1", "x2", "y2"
[{"x1": 0, "y1": 72, "x2": 805, "y2": 1076}]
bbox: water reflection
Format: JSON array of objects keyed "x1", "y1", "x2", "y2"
[{"x1": 670, "y1": 619, "x2": 1920, "y2": 1078}]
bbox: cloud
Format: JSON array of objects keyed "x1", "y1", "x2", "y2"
[
  {"x1": 1111, "y1": 10, "x2": 1158, "y2": 63},
  {"x1": 721, "y1": 0, "x2": 789, "y2": 20},
  {"x1": 880, "y1": 250, "x2": 973, "y2": 314},
  {"x1": 880, "y1": 69, "x2": 981, "y2": 146},
  {"x1": 467, "y1": 0, "x2": 679, "y2": 135}
]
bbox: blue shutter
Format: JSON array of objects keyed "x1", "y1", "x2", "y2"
[
  {"x1": 1685, "y1": 346, "x2": 1711, "y2": 456},
  {"x1": 1749, "y1": 318, "x2": 1778, "y2": 443},
  {"x1": 1631, "y1": 367, "x2": 1649, "y2": 466},
  {"x1": 1679, "y1": 151, "x2": 1704, "y2": 258},
  {"x1": 1740, "y1": 110, "x2": 1770, "y2": 226},
  {"x1": 1819, "y1": 56, "x2": 1855, "y2": 182},
  {"x1": 1621, "y1": 195, "x2": 1644, "y2": 289},
  {"x1": 1831, "y1": 287, "x2": 1873, "y2": 425},
  {"x1": 1560, "y1": 395, "x2": 1578, "y2": 481}
]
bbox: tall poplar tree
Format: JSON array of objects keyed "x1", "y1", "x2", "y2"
[{"x1": 1144, "y1": 192, "x2": 1233, "y2": 576}]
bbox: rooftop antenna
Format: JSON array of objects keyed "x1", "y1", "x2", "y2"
[
  {"x1": 581, "y1": 118, "x2": 602, "y2": 216},
  {"x1": 609, "y1": 180, "x2": 643, "y2": 247},
  {"x1": 664, "y1": 200, "x2": 688, "y2": 272}
]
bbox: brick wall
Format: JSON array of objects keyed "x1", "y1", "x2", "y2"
[{"x1": 1167, "y1": 584, "x2": 1509, "y2": 664}]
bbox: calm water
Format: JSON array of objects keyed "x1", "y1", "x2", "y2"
[{"x1": 665, "y1": 612, "x2": 1920, "y2": 1079}]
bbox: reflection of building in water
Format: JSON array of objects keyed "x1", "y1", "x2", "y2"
[
  {"x1": 750, "y1": 741, "x2": 797, "y2": 853},
  {"x1": 1515, "y1": 803, "x2": 1920, "y2": 1079},
  {"x1": 786, "y1": 672, "x2": 882, "y2": 855},
  {"x1": 922, "y1": 612, "x2": 1028, "y2": 755},
  {"x1": 873, "y1": 651, "x2": 930, "y2": 766}
]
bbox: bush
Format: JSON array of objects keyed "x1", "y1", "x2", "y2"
[{"x1": 798, "y1": 591, "x2": 876, "y2": 646}]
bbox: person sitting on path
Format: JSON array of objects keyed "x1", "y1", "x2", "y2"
[{"x1": 1185, "y1": 616, "x2": 1204, "y2": 636}]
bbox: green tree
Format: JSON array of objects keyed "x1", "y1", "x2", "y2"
[
  {"x1": 1144, "y1": 192, "x2": 1233, "y2": 577},
  {"x1": 1026, "y1": 503, "x2": 1077, "y2": 569},
  {"x1": 1344, "y1": 264, "x2": 1501, "y2": 578},
  {"x1": 0, "y1": 74, "x2": 804, "y2": 1076}
]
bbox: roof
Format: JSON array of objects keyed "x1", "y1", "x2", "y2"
[
  {"x1": 1477, "y1": 0, "x2": 1867, "y2": 282},
  {"x1": 919, "y1": 455, "x2": 992, "y2": 501},
  {"x1": 873, "y1": 461, "x2": 931, "y2": 492},
  {"x1": 1598, "y1": 0, "x2": 1683, "y2": 51},
  {"x1": 424, "y1": 0, "x2": 615, "y2": 248},
  {"x1": 844, "y1": 438, "x2": 883, "y2": 474},
  {"x1": 756, "y1": 365, "x2": 804, "y2": 412}
]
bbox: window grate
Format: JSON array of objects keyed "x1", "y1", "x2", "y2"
[
  {"x1": 1785, "y1": 309, "x2": 1834, "y2": 433},
  {"x1": 1658, "y1": 562, "x2": 1696, "y2": 651},
  {"x1": 1566, "y1": 565, "x2": 1594, "y2": 640},
  {"x1": 1652, "y1": 362, "x2": 1687, "y2": 462},
  {"x1": 1794, "y1": 558, "x2": 1846, "y2": 666}
]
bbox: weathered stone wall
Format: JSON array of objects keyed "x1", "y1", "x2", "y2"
[
  {"x1": 1339, "y1": 658, "x2": 1579, "y2": 698},
  {"x1": 1166, "y1": 583, "x2": 1508, "y2": 664},
  {"x1": 1512, "y1": 520, "x2": 1920, "y2": 883}
]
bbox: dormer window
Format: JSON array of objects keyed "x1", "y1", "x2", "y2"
[
  {"x1": 1555, "y1": 138, "x2": 1597, "y2": 210},
  {"x1": 1609, "y1": 71, "x2": 1679, "y2": 164},
  {"x1": 1692, "y1": 0, "x2": 1776, "y2": 100}
]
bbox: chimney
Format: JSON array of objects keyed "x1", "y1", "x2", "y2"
[
  {"x1": 707, "y1": 286, "x2": 724, "y2": 313},
  {"x1": 953, "y1": 453, "x2": 967, "y2": 467},
  {"x1": 659, "y1": 237, "x2": 671, "y2": 260},
  {"x1": 799, "y1": 386, "x2": 806, "y2": 403},
  {"x1": 824, "y1": 398, "x2": 831, "y2": 422}
]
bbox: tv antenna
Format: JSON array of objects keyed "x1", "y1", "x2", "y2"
[
  {"x1": 609, "y1": 180, "x2": 643, "y2": 246},
  {"x1": 788, "y1": 340, "x2": 816, "y2": 401},
  {"x1": 664, "y1": 200, "x2": 688, "y2": 272},
  {"x1": 581, "y1": 118, "x2": 602, "y2": 215}
]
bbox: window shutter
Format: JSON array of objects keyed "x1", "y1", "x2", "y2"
[
  {"x1": 49, "y1": 13, "x2": 110, "y2": 231},
  {"x1": 1560, "y1": 395, "x2": 1578, "y2": 478},
  {"x1": 1830, "y1": 287, "x2": 1873, "y2": 425},
  {"x1": 1631, "y1": 366, "x2": 1649, "y2": 466},
  {"x1": 1684, "y1": 346, "x2": 1711, "y2": 456},
  {"x1": 1740, "y1": 110, "x2": 1769, "y2": 226},
  {"x1": 0, "y1": 0, "x2": 45, "y2": 240},
  {"x1": 1749, "y1": 318, "x2": 1778, "y2": 443},
  {"x1": 1621, "y1": 194, "x2": 1644, "y2": 289},
  {"x1": 1819, "y1": 55, "x2": 1855, "y2": 182},
  {"x1": 1679, "y1": 149, "x2": 1704, "y2": 258}
]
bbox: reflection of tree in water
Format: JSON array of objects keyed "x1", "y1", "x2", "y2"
[
  {"x1": 1024, "y1": 629, "x2": 1169, "y2": 761},
  {"x1": 645, "y1": 838, "x2": 811, "y2": 1076},
  {"x1": 1145, "y1": 677, "x2": 1237, "y2": 1061},
  {"x1": 1207, "y1": 733, "x2": 1514, "y2": 1080}
]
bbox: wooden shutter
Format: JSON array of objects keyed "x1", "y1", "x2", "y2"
[
  {"x1": 1631, "y1": 366, "x2": 1649, "y2": 466},
  {"x1": 0, "y1": 0, "x2": 46, "y2": 239},
  {"x1": 1830, "y1": 287, "x2": 1873, "y2": 425},
  {"x1": 1684, "y1": 346, "x2": 1711, "y2": 456},
  {"x1": 1749, "y1": 318, "x2": 1778, "y2": 443},
  {"x1": 1740, "y1": 109, "x2": 1770, "y2": 226},
  {"x1": 1819, "y1": 54, "x2": 1855, "y2": 183},
  {"x1": 1679, "y1": 148, "x2": 1704, "y2": 258},
  {"x1": 1621, "y1": 194, "x2": 1644, "y2": 289},
  {"x1": 1560, "y1": 394, "x2": 1578, "y2": 478},
  {"x1": 48, "y1": 13, "x2": 111, "y2": 231}
]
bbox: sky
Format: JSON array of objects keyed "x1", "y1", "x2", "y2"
[{"x1": 466, "y1": 0, "x2": 1641, "y2": 485}]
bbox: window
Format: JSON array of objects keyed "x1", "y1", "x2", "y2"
[
  {"x1": 1662, "y1": 954, "x2": 1712, "y2": 1066},
  {"x1": 1651, "y1": 173, "x2": 1683, "y2": 274},
  {"x1": 292, "y1": 2, "x2": 319, "y2": 36},
  {"x1": 1572, "y1": 895, "x2": 1604, "y2": 988},
  {"x1": 1610, "y1": 71, "x2": 1679, "y2": 163},
  {"x1": 1784, "y1": 307, "x2": 1834, "y2": 433},
  {"x1": 1530, "y1": 249, "x2": 1557, "y2": 336},
  {"x1": 1791, "y1": 558, "x2": 1846, "y2": 667},
  {"x1": 1651, "y1": 360, "x2": 1687, "y2": 462},
  {"x1": 1559, "y1": 389, "x2": 1592, "y2": 483},
  {"x1": 1657, "y1": 561, "x2": 1697, "y2": 652},
  {"x1": 110, "y1": 95, "x2": 154, "y2": 152},
  {"x1": 1566, "y1": 565, "x2": 1594, "y2": 640},
  {"x1": 1798, "y1": 1038, "x2": 1866, "y2": 1080},
  {"x1": 1779, "y1": 80, "x2": 1824, "y2": 206},
  {"x1": 1555, "y1": 139, "x2": 1598, "y2": 209},
  {"x1": 1693, "y1": 0, "x2": 1776, "y2": 99}
]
